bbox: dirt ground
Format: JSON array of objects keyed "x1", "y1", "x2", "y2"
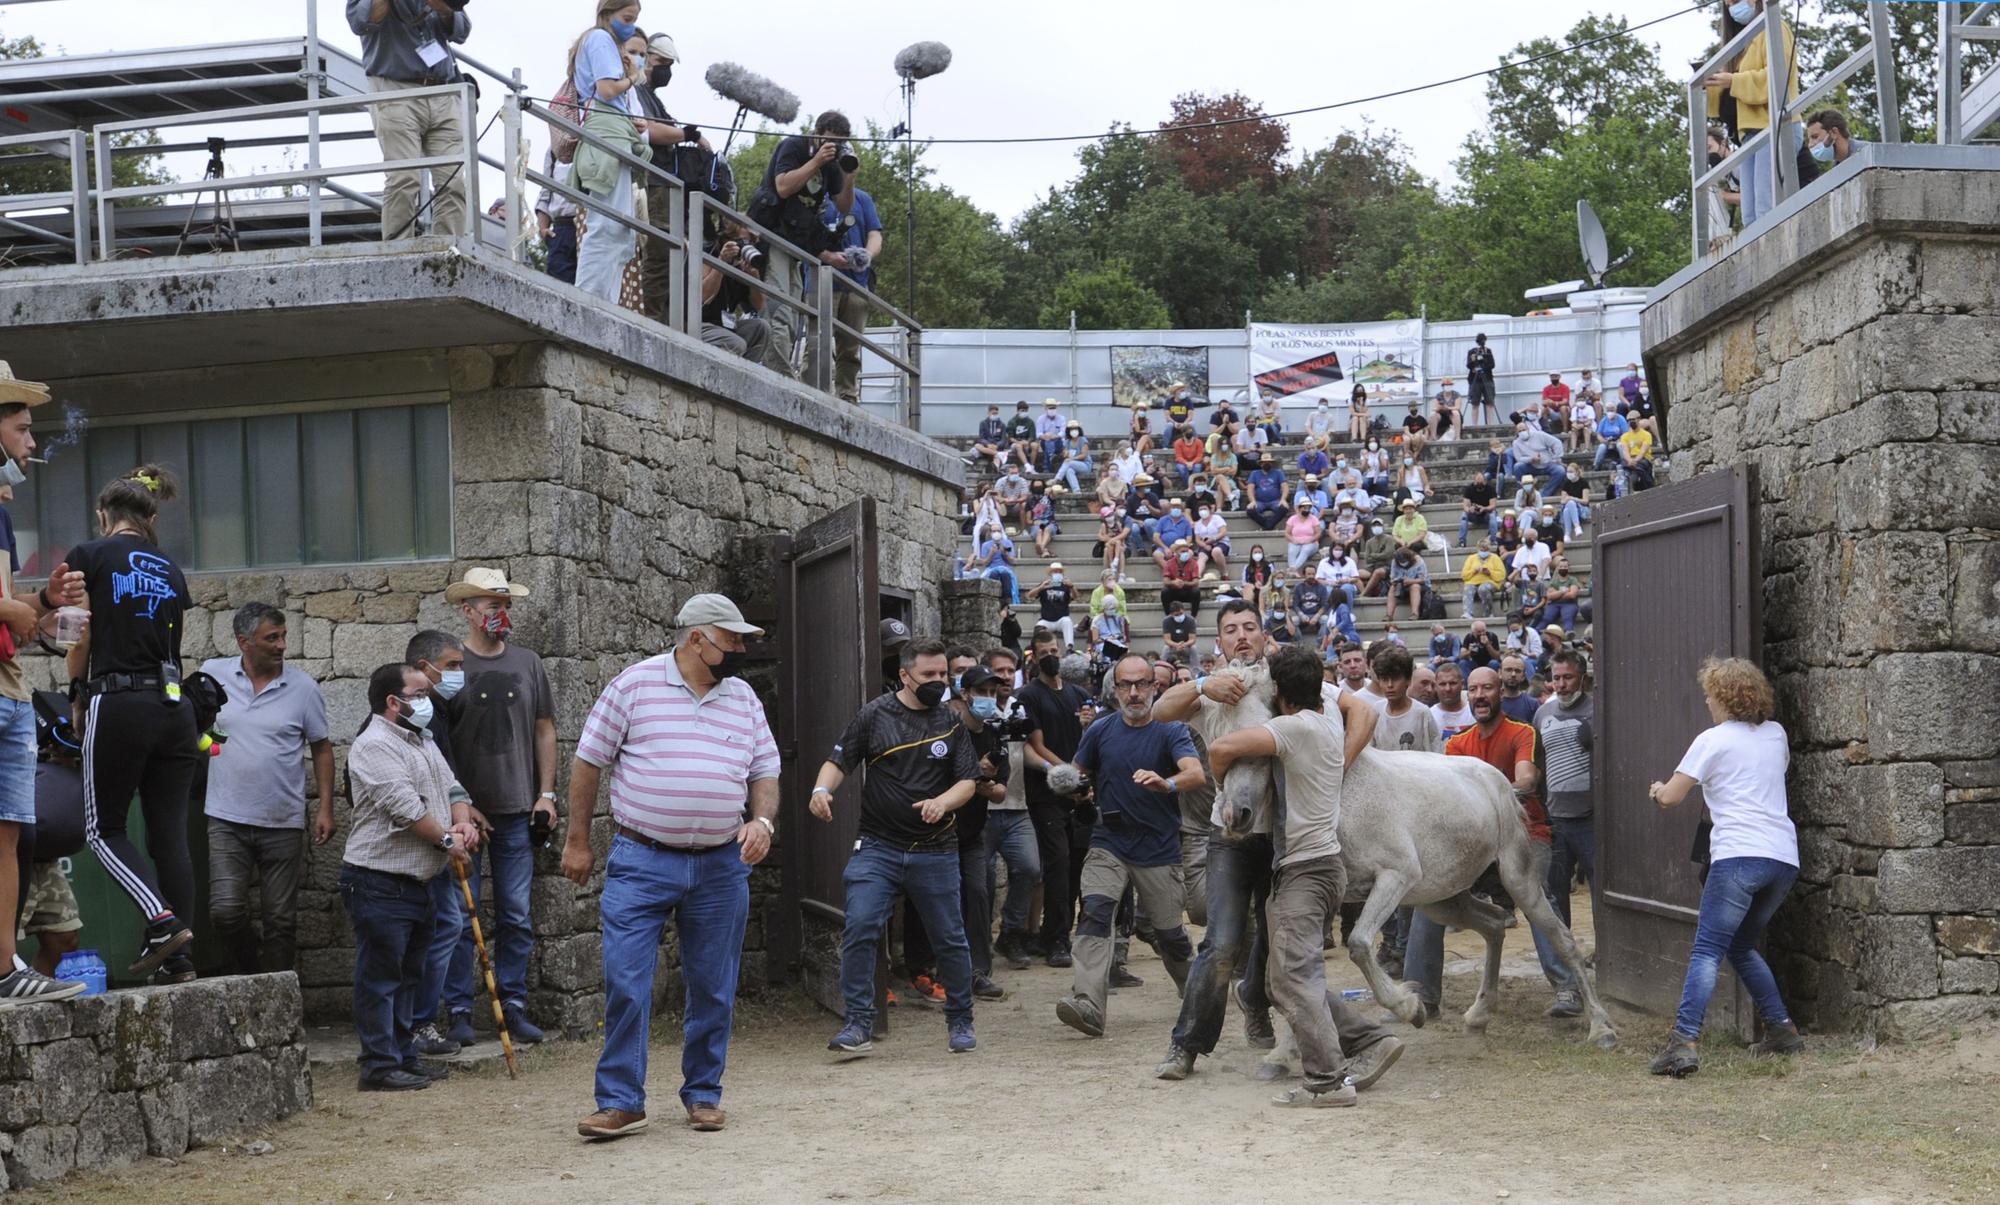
[{"x1": 40, "y1": 897, "x2": 2000, "y2": 1205}]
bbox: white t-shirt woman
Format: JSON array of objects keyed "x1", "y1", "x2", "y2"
[{"x1": 1671, "y1": 720, "x2": 1797, "y2": 866}]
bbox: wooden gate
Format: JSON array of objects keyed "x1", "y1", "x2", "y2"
[
  {"x1": 1592, "y1": 464, "x2": 1760, "y2": 1034},
  {"x1": 770, "y1": 498, "x2": 882, "y2": 1018}
]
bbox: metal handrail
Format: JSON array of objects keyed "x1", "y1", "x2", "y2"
[{"x1": 0, "y1": 130, "x2": 88, "y2": 265}]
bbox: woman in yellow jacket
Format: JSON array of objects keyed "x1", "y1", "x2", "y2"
[{"x1": 1706, "y1": 0, "x2": 1800, "y2": 228}]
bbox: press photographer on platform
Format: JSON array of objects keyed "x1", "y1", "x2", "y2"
[{"x1": 748, "y1": 110, "x2": 860, "y2": 377}]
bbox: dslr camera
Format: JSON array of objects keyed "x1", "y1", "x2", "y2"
[
  {"x1": 827, "y1": 139, "x2": 860, "y2": 174},
  {"x1": 991, "y1": 710, "x2": 1036, "y2": 742}
]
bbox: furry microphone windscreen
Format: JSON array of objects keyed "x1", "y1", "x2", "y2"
[
  {"x1": 893, "y1": 41, "x2": 952, "y2": 81},
  {"x1": 704, "y1": 62, "x2": 801, "y2": 125}
]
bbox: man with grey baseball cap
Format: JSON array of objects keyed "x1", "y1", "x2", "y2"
[{"x1": 566, "y1": 592, "x2": 779, "y2": 1140}]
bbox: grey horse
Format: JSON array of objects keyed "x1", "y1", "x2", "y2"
[{"x1": 1207, "y1": 663, "x2": 1618, "y2": 1053}]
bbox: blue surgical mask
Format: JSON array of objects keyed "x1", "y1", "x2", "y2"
[
  {"x1": 1728, "y1": 0, "x2": 1755, "y2": 23},
  {"x1": 435, "y1": 668, "x2": 465, "y2": 700},
  {"x1": 609, "y1": 18, "x2": 640, "y2": 41},
  {"x1": 1809, "y1": 140, "x2": 1834, "y2": 163},
  {"x1": 970, "y1": 696, "x2": 1000, "y2": 720}
]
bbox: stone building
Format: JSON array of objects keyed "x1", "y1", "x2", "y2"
[
  {"x1": 1643, "y1": 157, "x2": 2000, "y2": 1039},
  {"x1": 0, "y1": 239, "x2": 963, "y2": 1034}
]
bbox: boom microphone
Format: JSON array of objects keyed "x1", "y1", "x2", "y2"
[
  {"x1": 704, "y1": 62, "x2": 800, "y2": 126},
  {"x1": 893, "y1": 41, "x2": 952, "y2": 81}
]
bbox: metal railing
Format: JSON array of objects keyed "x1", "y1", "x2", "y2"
[
  {"x1": 1940, "y1": 2, "x2": 2000, "y2": 144},
  {"x1": 0, "y1": 130, "x2": 88, "y2": 266}
]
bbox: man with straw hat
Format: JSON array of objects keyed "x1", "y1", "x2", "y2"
[
  {"x1": 439, "y1": 567, "x2": 555, "y2": 1048},
  {"x1": 0, "y1": 362, "x2": 89, "y2": 1004}
]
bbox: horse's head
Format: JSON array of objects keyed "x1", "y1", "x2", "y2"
[{"x1": 1211, "y1": 661, "x2": 1278, "y2": 838}]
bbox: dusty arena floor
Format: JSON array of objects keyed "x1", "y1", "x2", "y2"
[{"x1": 42, "y1": 897, "x2": 2000, "y2": 1204}]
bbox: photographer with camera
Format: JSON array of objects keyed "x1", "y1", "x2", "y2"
[
  {"x1": 346, "y1": 0, "x2": 473, "y2": 241},
  {"x1": 805, "y1": 181, "x2": 883, "y2": 403},
  {"x1": 749, "y1": 110, "x2": 859, "y2": 380},
  {"x1": 699, "y1": 220, "x2": 774, "y2": 366}
]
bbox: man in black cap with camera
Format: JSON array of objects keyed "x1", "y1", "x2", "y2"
[
  {"x1": 700, "y1": 220, "x2": 773, "y2": 367},
  {"x1": 345, "y1": 0, "x2": 472, "y2": 241},
  {"x1": 751, "y1": 110, "x2": 858, "y2": 380}
]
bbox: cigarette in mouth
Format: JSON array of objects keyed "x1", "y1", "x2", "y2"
[{"x1": 25, "y1": 458, "x2": 47, "y2": 464}]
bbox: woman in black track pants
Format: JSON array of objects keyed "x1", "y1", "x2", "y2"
[{"x1": 65, "y1": 466, "x2": 200, "y2": 980}]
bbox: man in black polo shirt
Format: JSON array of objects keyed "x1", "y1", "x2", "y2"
[
  {"x1": 1018, "y1": 629, "x2": 1095, "y2": 967},
  {"x1": 810, "y1": 638, "x2": 979, "y2": 1057}
]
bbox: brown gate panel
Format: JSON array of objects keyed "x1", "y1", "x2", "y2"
[
  {"x1": 772, "y1": 498, "x2": 880, "y2": 1018},
  {"x1": 1592, "y1": 465, "x2": 1759, "y2": 1035}
]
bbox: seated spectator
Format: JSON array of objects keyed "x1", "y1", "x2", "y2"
[
  {"x1": 1304, "y1": 397, "x2": 1338, "y2": 445},
  {"x1": 1399, "y1": 400, "x2": 1430, "y2": 462},
  {"x1": 1536, "y1": 625, "x2": 1566, "y2": 680},
  {"x1": 1504, "y1": 614, "x2": 1543, "y2": 661},
  {"x1": 1392, "y1": 457, "x2": 1430, "y2": 507},
  {"x1": 1592, "y1": 406, "x2": 1631, "y2": 470},
  {"x1": 971, "y1": 484, "x2": 1004, "y2": 551},
  {"x1": 1208, "y1": 443, "x2": 1242, "y2": 509},
  {"x1": 1334, "y1": 482, "x2": 1376, "y2": 517},
  {"x1": 1112, "y1": 440, "x2": 1143, "y2": 485},
  {"x1": 1392, "y1": 498, "x2": 1430, "y2": 552},
  {"x1": 1516, "y1": 564, "x2": 1547, "y2": 626},
  {"x1": 993, "y1": 465, "x2": 1032, "y2": 528},
  {"x1": 1089, "y1": 568, "x2": 1128, "y2": 623},
  {"x1": 1325, "y1": 543, "x2": 1363, "y2": 605},
  {"x1": 1461, "y1": 539, "x2": 1506, "y2": 619},
  {"x1": 1006, "y1": 401, "x2": 1039, "y2": 470},
  {"x1": 1297, "y1": 437, "x2": 1331, "y2": 480},
  {"x1": 1504, "y1": 416, "x2": 1566, "y2": 493},
  {"x1": 1459, "y1": 471, "x2": 1498, "y2": 547},
  {"x1": 1284, "y1": 500, "x2": 1323, "y2": 571},
  {"x1": 1514, "y1": 477, "x2": 1544, "y2": 516},
  {"x1": 1054, "y1": 423, "x2": 1093, "y2": 493},
  {"x1": 1025, "y1": 481, "x2": 1058, "y2": 557},
  {"x1": 1510, "y1": 526, "x2": 1553, "y2": 581},
  {"x1": 1028, "y1": 561, "x2": 1079, "y2": 650},
  {"x1": 1457, "y1": 620, "x2": 1501, "y2": 680},
  {"x1": 1627, "y1": 390, "x2": 1663, "y2": 451},
  {"x1": 1161, "y1": 599, "x2": 1198, "y2": 665},
  {"x1": 1567, "y1": 391, "x2": 1598, "y2": 453},
  {"x1": 1327, "y1": 453, "x2": 1362, "y2": 493},
  {"x1": 1359, "y1": 437, "x2": 1393, "y2": 498},
  {"x1": 1329, "y1": 504, "x2": 1362, "y2": 549},
  {"x1": 1192, "y1": 503, "x2": 1231, "y2": 579},
  {"x1": 1543, "y1": 556, "x2": 1583, "y2": 633},
  {"x1": 1183, "y1": 472, "x2": 1217, "y2": 516},
  {"x1": 698, "y1": 224, "x2": 773, "y2": 365},
  {"x1": 1208, "y1": 397, "x2": 1239, "y2": 439},
  {"x1": 1245, "y1": 453, "x2": 1289, "y2": 530},
  {"x1": 1430, "y1": 379, "x2": 1462, "y2": 441},
  {"x1": 1242, "y1": 545, "x2": 1275, "y2": 613},
  {"x1": 1151, "y1": 497, "x2": 1196, "y2": 571},
  {"x1": 1129, "y1": 401, "x2": 1155, "y2": 455},
  {"x1": 1093, "y1": 598, "x2": 1130, "y2": 662},
  {"x1": 1296, "y1": 475, "x2": 1332, "y2": 515},
  {"x1": 1385, "y1": 544, "x2": 1429, "y2": 624},
  {"x1": 1556, "y1": 464, "x2": 1592, "y2": 540},
  {"x1": 1172, "y1": 424, "x2": 1206, "y2": 487},
  {"x1": 1253, "y1": 394, "x2": 1284, "y2": 445},
  {"x1": 1037, "y1": 399, "x2": 1067, "y2": 467},
  {"x1": 1161, "y1": 539, "x2": 1203, "y2": 615},
  {"x1": 1261, "y1": 578, "x2": 1296, "y2": 644},
  {"x1": 1496, "y1": 509, "x2": 1524, "y2": 558},
  {"x1": 1094, "y1": 462, "x2": 1127, "y2": 510},
  {"x1": 1618, "y1": 362, "x2": 1644, "y2": 407},
  {"x1": 1533, "y1": 503, "x2": 1560, "y2": 544},
  {"x1": 1329, "y1": 591, "x2": 1360, "y2": 647},
  {"x1": 969, "y1": 528, "x2": 1019, "y2": 603},
  {"x1": 1124, "y1": 473, "x2": 1165, "y2": 557},
  {"x1": 1428, "y1": 622, "x2": 1459, "y2": 667},
  {"x1": 1095, "y1": 505, "x2": 1127, "y2": 581},
  {"x1": 970, "y1": 404, "x2": 1009, "y2": 472},
  {"x1": 1289, "y1": 576, "x2": 1334, "y2": 645},
  {"x1": 1619, "y1": 423, "x2": 1658, "y2": 492},
  {"x1": 1806, "y1": 109, "x2": 1859, "y2": 168},
  {"x1": 1541, "y1": 372, "x2": 1572, "y2": 413},
  {"x1": 1359, "y1": 519, "x2": 1397, "y2": 597},
  {"x1": 1348, "y1": 384, "x2": 1372, "y2": 441}
]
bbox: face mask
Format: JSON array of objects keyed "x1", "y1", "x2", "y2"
[
  {"x1": 1707, "y1": 150, "x2": 1725, "y2": 169},
  {"x1": 1050, "y1": 573, "x2": 1064, "y2": 584},
  {"x1": 702, "y1": 632, "x2": 749, "y2": 680},
  {"x1": 1810, "y1": 140, "x2": 1834, "y2": 163},
  {"x1": 649, "y1": 62, "x2": 674, "y2": 89},
  {"x1": 1179, "y1": 551, "x2": 1193, "y2": 562},
  {"x1": 1198, "y1": 509, "x2": 1211, "y2": 519},
  {"x1": 0, "y1": 458, "x2": 23, "y2": 489},
  {"x1": 1728, "y1": 0, "x2": 1755, "y2": 22},
  {"x1": 481, "y1": 608, "x2": 513, "y2": 640},
  {"x1": 609, "y1": 18, "x2": 640, "y2": 42},
  {"x1": 1559, "y1": 690, "x2": 1584, "y2": 708},
  {"x1": 1404, "y1": 457, "x2": 1415, "y2": 466},
  {"x1": 434, "y1": 668, "x2": 465, "y2": 700},
  {"x1": 1038, "y1": 654, "x2": 1061, "y2": 679},
  {"x1": 1371, "y1": 525, "x2": 1385, "y2": 535},
  {"x1": 1251, "y1": 551, "x2": 1264, "y2": 561},
  {"x1": 970, "y1": 695, "x2": 1000, "y2": 720},
  {"x1": 1368, "y1": 441, "x2": 1378, "y2": 451},
  {"x1": 912, "y1": 680, "x2": 948, "y2": 709},
  {"x1": 401, "y1": 695, "x2": 435, "y2": 731}
]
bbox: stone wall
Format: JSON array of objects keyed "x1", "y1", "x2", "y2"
[
  {"x1": 0, "y1": 974, "x2": 310, "y2": 1191},
  {"x1": 1644, "y1": 166, "x2": 2000, "y2": 1039},
  {"x1": 30, "y1": 339, "x2": 961, "y2": 1034}
]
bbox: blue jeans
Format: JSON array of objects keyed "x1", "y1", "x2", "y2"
[
  {"x1": 1674, "y1": 856, "x2": 1798, "y2": 1040},
  {"x1": 1545, "y1": 600, "x2": 1580, "y2": 632},
  {"x1": 1125, "y1": 519, "x2": 1156, "y2": 556},
  {"x1": 1170, "y1": 832, "x2": 1272, "y2": 1055},
  {"x1": 1592, "y1": 441, "x2": 1620, "y2": 469},
  {"x1": 340, "y1": 864, "x2": 435, "y2": 1077},
  {"x1": 0, "y1": 697, "x2": 36, "y2": 824},
  {"x1": 1039, "y1": 437, "x2": 1063, "y2": 470},
  {"x1": 545, "y1": 220, "x2": 578, "y2": 284},
  {"x1": 983, "y1": 565, "x2": 1019, "y2": 604},
  {"x1": 839, "y1": 837, "x2": 973, "y2": 1028},
  {"x1": 1531, "y1": 816, "x2": 1595, "y2": 992},
  {"x1": 447, "y1": 811, "x2": 532, "y2": 1016},
  {"x1": 1056, "y1": 458, "x2": 1090, "y2": 492},
  {"x1": 595, "y1": 834, "x2": 752, "y2": 1113},
  {"x1": 983, "y1": 810, "x2": 1042, "y2": 935},
  {"x1": 1458, "y1": 511, "x2": 1500, "y2": 546},
  {"x1": 1559, "y1": 498, "x2": 1591, "y2": 531},
  {"x1": 416, "y1": 867, "x2": 462, "y2": 1023}
]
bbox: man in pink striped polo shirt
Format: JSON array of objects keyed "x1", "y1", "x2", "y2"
[{"x1": 561, "y1": 594, "x2": 779, "y2": 1141}]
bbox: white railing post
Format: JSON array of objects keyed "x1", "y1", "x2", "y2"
[
  {"x1": 1939, "y1": 1, "x2": 1963, "y2": 144},
  {"x1": 66, "y1": 130, "x2": 88, "y2": 265},
  {"x1": 1871, "y1": 1, "x2": 1902, "y2": 142},
  {"x1": 1767, "y1": 1, "x2": 1797, "y2": 206},
  {"x1": 304, "y1": 0, "x2": 323, "y2": 246},
  {"x1": 93, "y1": 129, "x2": 113, "y2": 260},
  {"x1": 502, "y1": 89, "x2": 524, "y2": 262},
  {"x1": 1689, "y1": 81, "x2": 1710, "y2": 258},
  {"x1": 684, "y1": 191, "x2": 705, "y2": 340},
  {"x1": 459, "y1": 82, "x2": 480, "y2": 241}
]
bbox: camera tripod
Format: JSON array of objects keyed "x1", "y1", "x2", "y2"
[{"x1": 174, "y1": 137, "x2": 240, "y2": 256}]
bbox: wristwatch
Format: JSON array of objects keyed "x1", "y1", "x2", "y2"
[
  {"x1": 437, "y1": 832, "x2": 456, "y2": 851},
  {"x1": 538, "y1": 791, "x2": 557, "y2": 803},
  {"x1": 755, "y1": 816, "x2": 776, "y2": 837}
]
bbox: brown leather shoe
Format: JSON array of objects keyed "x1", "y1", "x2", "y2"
[
  {"x1": 686, "y1": 1103, "x2": 726, "y2": 1132},
  {"x1": 577, "y1": 1108, "x2": 648, "y2": 1140}
]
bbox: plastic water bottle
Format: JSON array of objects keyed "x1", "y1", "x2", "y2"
[
  {"x1": 56, "y1": 949, "x2": 108, "y2": 996},
  {"x1": 1340, "y1": 987, "x2": 1373, "y2": 1003}
]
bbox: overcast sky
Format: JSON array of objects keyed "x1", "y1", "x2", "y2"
[{"x1": 4, "y1": 0, "x2": 1719, "y2": 223}]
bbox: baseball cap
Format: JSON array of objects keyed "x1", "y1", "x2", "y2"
[
  {"x1": 880, "y1": 617, "x2": 911, "y2": 651},
  {"x1": 957, "y1": 665, "x2": 999, "y2": 692},
  {"x1": 647, "y1": 33, "x2": 680, "y2": 61},
  {"x1": 676, "y1": 593, "x2": 763, "y2": 635}
]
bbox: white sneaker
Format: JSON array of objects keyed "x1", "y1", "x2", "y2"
[{"x1": 0, "y1": 967, "x2": 86, "y2": 1008}]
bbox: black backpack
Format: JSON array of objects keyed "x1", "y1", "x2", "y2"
[{"x1": 1419, "y1": 586, "x2": 1446, "y2": 621}]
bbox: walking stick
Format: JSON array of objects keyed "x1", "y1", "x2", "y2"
[{"x1": 453, "y1": 858, "x2": 519, "y2": 1079}]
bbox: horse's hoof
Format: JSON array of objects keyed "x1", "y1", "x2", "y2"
[
  {"x1": 1591, "y1": 1031, "x2": 1620, "y2": 1051},
  {"x1": 1252, "y1": 1060, "x2": 1292, "y2": 1082},
  {"x1": 1402, "y1": 1004, "x2": 1426, "y2": 1030}
]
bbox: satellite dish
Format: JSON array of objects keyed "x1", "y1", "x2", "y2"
[{"x1": 1577, "y1": 200, "x2": 1633, "y2": 288}]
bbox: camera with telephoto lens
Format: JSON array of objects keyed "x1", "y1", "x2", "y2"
[
  {"x1": 991, "y1": 711, "x2": 1036, "y2": 742},
  {"x1": 737, "y1": 240, "x2": 764, "y2": 272},
  {"x1": 828, "y1": 140, "x2": 859, "y2": 174}
]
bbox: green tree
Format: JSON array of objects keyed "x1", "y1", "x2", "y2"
[
  {"x1": 1790, "y1": 0, "x2": 2000, "y2": 142},
  {"x1": 1038, "y1": 258, "x2": 1169, "y2": 329},
  {"x1": 0, "y1": 29, "x2": 169, "y2": 213},
  {"x1": 1486, "y1": 13, "x2": 1684, "y2": 156},
  {"x1": 1254, "y1": 128, "x2": 1439, "y2": 323}
]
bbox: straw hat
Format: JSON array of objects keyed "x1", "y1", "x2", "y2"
[
  {"x1": 0, "y1": 362, "x2": 52, "y2": 407},
  {"x1": 445, "y1": 566, "x2": 531, "y2": 603}
]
